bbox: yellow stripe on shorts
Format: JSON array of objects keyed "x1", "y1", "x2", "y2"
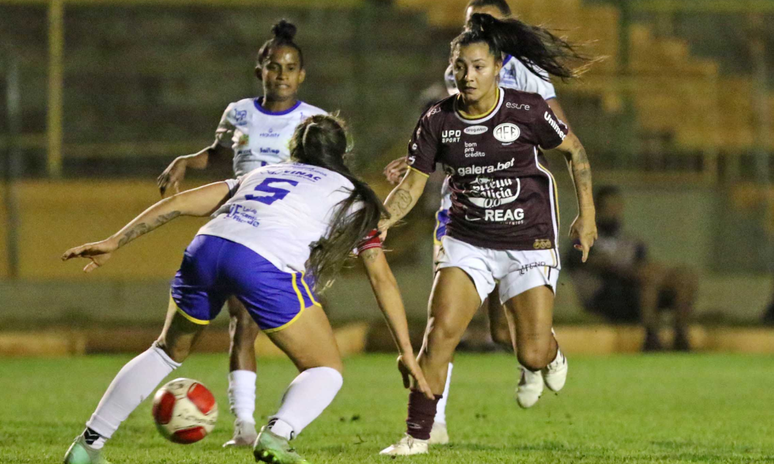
[{"x1": 170, "y1": 294, "x2": 209, "y2": 325}]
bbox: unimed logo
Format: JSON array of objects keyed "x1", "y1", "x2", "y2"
[{"x1": 544, "y1": 112, "x2": 567, "y2": 140}]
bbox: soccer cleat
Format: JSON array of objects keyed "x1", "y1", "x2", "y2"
[
  {"x1": 63, "y1": 435, "x2": 112, "y2": 464},
  {"x1": 542, "y1": 350, "x2": 568, "y2": 393},
  {"x1": 429, "y1": 422, "x2": 449, "y2": 445},
  {"x1": 380, "y1": 434, "x2": 429, "y2": 456},
  {"x1": 515, "y1": 366, "x2": 544, "y2": 409},
  {"x1": 253, "y1": 426, "x2": 308, "y2": 464},
  {"x1": 223, "y1": 419, "x2": 258, "y2": 448}
]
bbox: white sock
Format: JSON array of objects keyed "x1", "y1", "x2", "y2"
[
  {"x1": 269, "y1": 367, "x2": 343, "y2": 439},
  {"x1": 434, "y1": 363, "x2": 453, "y2": 424},
  {"x1": 86, "y1": 341, "x2": 180, "y2": 445},
  {"x1": 228, "y1": 370, "x2": 257, "y2": 424}
]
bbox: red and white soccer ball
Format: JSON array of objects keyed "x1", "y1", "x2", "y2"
[{"x1": 151, "y1": 378, "x2": 218, "y2": 444}]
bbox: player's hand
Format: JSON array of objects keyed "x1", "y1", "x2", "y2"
[
  {"x1": 158, "y1": 157, "x2": 188, "y2": 197},
  {"x1": 569, "y1": 214, "x2": 597, "y2": 263},
  {"x1": 398, "y1": 354, "x2": 434, "y2": 399},
  {"x1": 377, "y1": 219, "x2": 389, "y2": 243},
  {"x1": 61, "y1": 239, "x2": 118, "y2": 273},
  {"x1": 383, "y1": 157, "x2": 409, "y2": 185}
]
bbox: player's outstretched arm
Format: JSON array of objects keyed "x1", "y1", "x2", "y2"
[
  {"x1": 556, "y1": 132, "x2": 597, "y2": 262},
  {"x1": 62, "y1": 181, "x2": 232, "y2": 272},
  {"x1": 158, "y1": 143, "x2": 231, "y2": 197},
  {"x1": 359, "y1": 247, "x2": 434, "y2": 399},
  {"x1": 378, "y1": 168, "x2": 428, "y2": 233}
]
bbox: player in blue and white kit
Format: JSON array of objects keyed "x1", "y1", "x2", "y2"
[
  {"x1": 62, "y1": 114, "x2": 432, "y2": 464},
  {"x1": 382, "y1": 0, "x2": 577, "y2": 445},
  {"x1": 157, "y1": 20, "x2": 326, "y2": 447}
]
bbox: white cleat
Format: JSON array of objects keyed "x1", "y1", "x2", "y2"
[
  {"x1": 380, "y1": 434, "x2": 429, "y2": 456},
  {"x1": 543, "y1": 350, "x2": 568, "y2": 393},
  {"x1": 429, "y1": 422, "x2": 449, "y2": 445},
  {"x1": 222, "y1": 419, "x2": 258, "y2": 448},
  {"x1": 516, "y1": 367, "x2": 544, "y2": 409}
]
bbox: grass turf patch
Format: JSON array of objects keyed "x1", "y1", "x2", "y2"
[{"x1": 1, "y1": 353, "x2": 773, "y2": 463}]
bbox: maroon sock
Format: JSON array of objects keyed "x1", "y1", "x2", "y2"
[{"x1": 405, "y1": 390, "x2": 441, "y2": 440}]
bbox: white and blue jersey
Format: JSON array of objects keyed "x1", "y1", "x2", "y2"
[
  {"x1": 214, "y1": 97, "x2": 327, "y2": 176},
  {"x1": 199, "y1": 163, "x2": 356, "y2": 274},
  {"x1": 171, "y1": 162, "x2": 356, "y2": 332},
  {"x1": 435, "y1": 55, "x2": 557, "y2": 244}
]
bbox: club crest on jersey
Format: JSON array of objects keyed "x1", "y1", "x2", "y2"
[
  {"x1": 464, "y1": 125, "x2": 488, "y2": 135},
  {"x1": 493, "y1": 123, "x2": 520, "y2": 143},
  {"x1": 237, "y1": 133, "x2": 249, "y2": 147}
]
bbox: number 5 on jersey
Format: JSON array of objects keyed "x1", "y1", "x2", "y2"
[{"x1": 245, "y1": 178, "x2": 299, "y2": 205}]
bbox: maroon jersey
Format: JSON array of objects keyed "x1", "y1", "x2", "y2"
[{"x1": 408, "y1": 88, "x2": 567, "y2": 251}]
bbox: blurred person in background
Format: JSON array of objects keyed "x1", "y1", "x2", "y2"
[
  {"x1": 763, "y1": 282, "x2": 774, "y2": 324},
  {"x1": 566, "y1": 186, "x2": 697, "y2": 351},
  {"x1": 379, "y1": 13, "x2": 596, "y2": 456},
  {"x1": 156, "y1": 20, "x2": 327, "y2": 447},
  {"x1": 382, "y1": 0, "x2": 578, "y2": 445},
  {"x1": 62, "y1": 114, "x2": 431, "y2": 464}
]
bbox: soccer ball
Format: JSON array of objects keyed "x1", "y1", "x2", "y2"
[{"x1": 151, "y1": 378, "x2": 218, "y2": 444}]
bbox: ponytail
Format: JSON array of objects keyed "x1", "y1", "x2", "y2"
[
  {"x1": 454, "y1": 13, "x2": 595, "y2": 81},
  {"x1": 290, "y1": 114, "x2": 388, "y2": 291}
]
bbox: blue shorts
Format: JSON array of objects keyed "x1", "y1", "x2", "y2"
[
  {"x1": 434, "y1": 209, "x2": 450, "y2": 245},
  {"x1": 170, "y1": 235, "x2": 319, "y2": 332}
]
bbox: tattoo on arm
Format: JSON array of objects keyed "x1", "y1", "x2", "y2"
[
  {"x1": 116, "y1": 211, "x2": 181, "y2": 248},
  {"x1": 571, "y1": 146, "x2": 594, "y2": 210},
  {"x1": 361, "y1": 248, "x2": 381, "y2": 263},
  {"x1": 385, "y1": 189, "x2": 413, "y2": 224},
  {"x1": 155, "y1": 211, "x2": 182, "y2": 226},
  {"x1": 117, "y1": 223, "x2": 152, "y2": 248}
]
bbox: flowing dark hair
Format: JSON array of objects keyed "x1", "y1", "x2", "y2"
[
  {"x1": 452, "y1": 13, "x2": 594, "y2": 81},
  {"x1": 256, "y1": 19, "x2": 304, "y2": 71},
  {"x1": 289, "y1": 114, "x2": 388, "y2": 291},
  {"x1": 466, "y1": 0, "x2": 511, "y2": 16}
]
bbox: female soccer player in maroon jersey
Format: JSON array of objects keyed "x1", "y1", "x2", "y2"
[
  {"x1": 384, "y1": 0, "x2": 581, "y2": 444},
  {"x1": 380, "y1": 13, "x2": 597, "y2": 455}
]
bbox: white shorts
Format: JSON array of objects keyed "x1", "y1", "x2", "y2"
[{"x1": 436, "y1": 236, "x2": 560, "y2": 305}]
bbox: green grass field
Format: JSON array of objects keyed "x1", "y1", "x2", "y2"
[{"x1": 2, "y1": 353, "x2": 773, "y2": 463}]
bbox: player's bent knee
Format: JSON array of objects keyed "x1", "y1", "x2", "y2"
[
  {"x1": 155, "y1": 337, "x2": 191, "y2": 363},
  {"x1": 427, "y1": 323, "x2": 464, "y2": 352}
]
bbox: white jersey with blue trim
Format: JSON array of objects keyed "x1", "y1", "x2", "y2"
[
  {"x1": 444, "y1": 54, "x2": 556, "y2": 100},
  {"x1": 214, "y1": 97, "x2": 327, "y2": 176},
  {"x1": 198, "y1": 162, "x2": 355, "y2": 274},
  {"x1": 440, "y1": 55, "x2": 557, "y2": 210}
]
